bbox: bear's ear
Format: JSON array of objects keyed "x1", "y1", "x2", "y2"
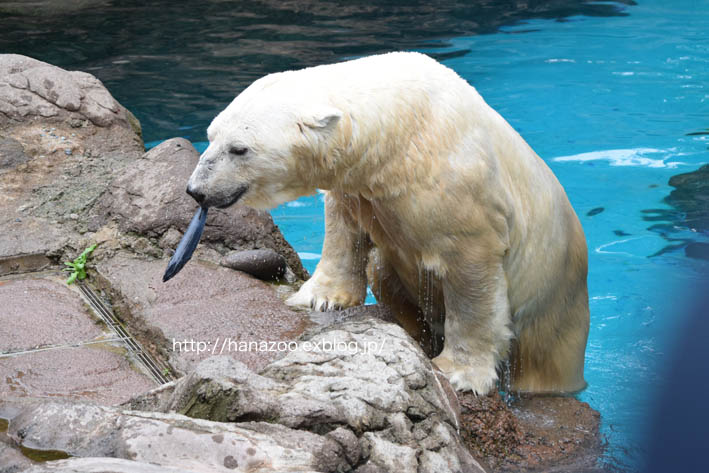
[{"x1": 301, "y1": 106, "x2": 342, "y2": 132}]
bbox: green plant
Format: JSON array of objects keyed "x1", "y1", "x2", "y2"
[{"x1": 63, "y1": 244, "x2": 97, "y2": 285}]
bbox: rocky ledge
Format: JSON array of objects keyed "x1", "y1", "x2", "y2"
[
  {"x1": 0, "y1": 55, "x2": 602, "y2": 473},
  {"x1": 5, "y1": 315, "x2": 485, "y2": 473}
]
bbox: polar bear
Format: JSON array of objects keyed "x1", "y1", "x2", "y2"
[{"x1": 186, "y1": 52, "x2": 589, "y2": 394}]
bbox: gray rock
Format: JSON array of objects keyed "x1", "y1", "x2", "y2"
[
  {"x1": 159, "y1": 227, "x2": 183, "y2": 249},
  {"x1": 8, "y1": 402, "x2": 347, "y2": 473},
  {"x1": 0, "y1": 137, "x2": 29, "y2": 170},
  {"x1": 0, "y1": 441, "x2": 33, "y2": 473},
  {"x1": 0, "y1": 54, "x2": 138, "y2": 130},
  {"x1": 221, "y1": 248, "x2": 287, "y2": 281},
  {"x1": 360, "y1": 433, "x2": 418, "y2": 471},
  {"x1": 94, "y1": 138, "x2": 198, "y2": 238},
  {"x1": 306, "y1": 303, "x2": 398, "y2": 328},
  {"x1": 95, "y1": 138, "x2": 307, "y2": 280},
  {"x1": 0, "y1": 54, "x2": 143, "y2": 267},
  {"x1": 23, "y1": 457, "x2": 200, "y2": 473},
  {"x1": 127, "y1": 315, "x2": 485, "y2": 473},
  {"x1": 4, "y1": 311, "x2": 485, "y2": 473}
]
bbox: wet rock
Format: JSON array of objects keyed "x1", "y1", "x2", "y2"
[
  {"x1": 666, "y1": 164, "x2": 709, "y2": 259},
  {"x1": 93, "y1": 251, "x2": 309, "y2": 376},
  {"x1": 221, "y1": 248, "x2": 287, "y2": 281},
  {"x1": 7, "y1": 402, "x2": 349, "y2": 473},
  {"x1": 646, "y1": 164, "x2": 709, "y2": 259},
  {"x1": 0, "y1": 273, "x2": 155, "y2": 405},
  {"x1": 0, "y1": 277, "x2": 102, "y2": 352},
  {"x1": 667, "y1": 163, "x2": 709, "y2": 213},
  {"x1": 459, "y1": 391, "x2": 603, "y2": 473},
  {"x1": 127, "y1": 315, "x2": 486, "y2": 473},
  {"x1": 0, "y1": 345, "x2": 156, "y2": 406},
  {"x1": 94, "y1": 138, "x2": 307, "y2": 280},
  {"x1": 666, "y1": 164, "x2": 709, "y2": 233}
]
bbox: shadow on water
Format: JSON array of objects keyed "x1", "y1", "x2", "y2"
[{"x1": 1, "y1": 0, "x2": 634, "y2": 142}]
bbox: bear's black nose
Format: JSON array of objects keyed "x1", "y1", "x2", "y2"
[{"x1": 186, "y1": 185, "x2": 206, "y2": 204}]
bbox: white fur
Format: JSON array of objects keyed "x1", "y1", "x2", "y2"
[{"x1": 189, "y1": 52, "x2": 589, "y2": 394}]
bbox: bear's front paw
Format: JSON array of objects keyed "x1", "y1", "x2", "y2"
[
  {"x1": 432, "y1": 354, "x2": 498, "y2": 395},
  {"x1": 286, "y1": 273, "x2": 365, "y2": 312}
]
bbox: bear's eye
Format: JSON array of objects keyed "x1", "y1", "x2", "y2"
[{"x1": 229, "y1": 146, "x2": 249, "y2": 156}]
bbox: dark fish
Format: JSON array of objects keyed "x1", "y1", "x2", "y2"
[
  {"x1": 586, "y1": 207, "x2": 604, "y2": 217},
  {"x1": 163, "y1": 206, "x2": 208, "y2": 282}
]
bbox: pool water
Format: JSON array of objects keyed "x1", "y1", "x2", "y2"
[
  {"x1": 270, "y1": 1, "x2": 709, "y2": 469},
  {"x1": 3, "y1": 0, "x2": 708, "y2": 470},
  {"x1": 0, "y1": 0, "x2": 637, "y2": 143}
]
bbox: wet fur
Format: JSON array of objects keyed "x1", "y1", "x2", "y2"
[{"x1": 188, "y1": 52, "x2": 589, "y2": 394}]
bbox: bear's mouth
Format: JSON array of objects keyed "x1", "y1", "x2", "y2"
[{"x1": 215, "y1": 184, "x2": 249, "y2": 209}]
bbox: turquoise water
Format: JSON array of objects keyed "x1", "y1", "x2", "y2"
[{"x1": 267, "y1": 1, "x2": 709, "y2": 469}]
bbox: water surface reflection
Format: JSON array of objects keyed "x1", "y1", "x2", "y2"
[{"x1": 0, "y1": 0, "x2": 634, "y2": 141}]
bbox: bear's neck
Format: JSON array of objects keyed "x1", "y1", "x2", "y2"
[{"x1": 304, "y1": 114, "x2": 420, "y2": 199}]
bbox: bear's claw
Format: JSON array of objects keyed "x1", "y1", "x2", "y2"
[
  {"x1": 432, "y1": 353, "x2": 498, "y2": 395},
  {"x1": 286, "y1": 274, "x2": 363, "y2": 312}
]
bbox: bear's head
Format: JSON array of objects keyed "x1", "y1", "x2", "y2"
[{"x1": 186, "y1": 79, "x2": 342, "y2": 210}]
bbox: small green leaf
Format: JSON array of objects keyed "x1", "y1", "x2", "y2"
[{"x1": 63, "y1": 243, "x2": 99, "y2": 286}]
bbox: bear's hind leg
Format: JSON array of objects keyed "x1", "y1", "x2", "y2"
[
  {"x1": 509, "y1": 287, "x2": 589, "y2": 393},
  {"x1": 287, "y1": 192, "x2": 371, "y2": 311}
]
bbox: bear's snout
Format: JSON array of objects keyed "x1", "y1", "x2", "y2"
[{"x1": 186, "y1": 184, "x2": 206, "y2": 205}]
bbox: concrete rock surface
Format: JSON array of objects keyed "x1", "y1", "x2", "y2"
[{"x1": 93, "y1": 252, "x2": 309, "y2": 376}]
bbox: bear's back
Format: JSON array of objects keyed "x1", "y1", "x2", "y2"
[{"x1": 261, "y1": 52, "x2": 475, "y2": 107}]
